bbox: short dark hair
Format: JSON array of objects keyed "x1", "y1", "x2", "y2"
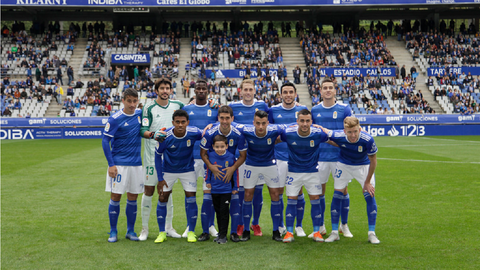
[
  {"x1": 298, "y1": 109, "x2": 311, "y2": 116},
  {"x1": 195, "y1": 79, "x2": 208, "y2": 87},
  {"x1": 218, "y1": 105, "x2": 233, "y2": 117},
  {"x1": 155, "y1": 78, "x2": 172, "y2": 91},
  {"x1": 280, "y1": 82, "x2": 296, "y2": 94},
  {"x1": 213, "y1": 134, "x2": 228, "y2": 145},
  {"x1": 123, "y1": 88, "x2": 138, "y2": 99},
  {"x1": 254, "y1": 110, "x2": 268, "y2": 119},
  {"x1": 172, "y1": 109, "x2": 189, "y2": 121},
  {"x1": 321, "y1": 78, "x2": 334, "y2": 87}
]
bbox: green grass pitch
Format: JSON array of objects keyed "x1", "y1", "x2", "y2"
[{"x1": 2, "y1": 136, "x2": 480, "y2": 269}]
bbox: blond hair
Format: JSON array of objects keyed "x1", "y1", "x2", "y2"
[
  {"x1": 240, "y1": 79, "x2": 255, "y2": 90},
  {"x1": 344, "y1": 116, "x2": 360, "y2": 129}
]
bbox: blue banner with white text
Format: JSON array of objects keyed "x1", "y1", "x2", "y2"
[
  {"x1": 111, "y1": 54, "x2": 150, "y2": 64},
  {"x1": 205, "y1": 69, "x2": 278, "y2": 79},
  {"x1": 0, "y1": 128, "x2": 104, "y2": 140},
  {"x1": 1, "y1": 117, "x2": 109, "y2": 127},
  {"x1": 2, "y1": 0, "x2": 477, "y2": 7},
  {"x1": 319, "y1": 67, "x2": 396, "y2": 77},
  {"x1": 427, "y1": 67, "x2": 480, "y2": 77}
]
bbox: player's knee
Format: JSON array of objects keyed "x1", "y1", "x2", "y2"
[
  {"x1": 159, "y1": 192, "x2": 170, "y2": 202},
  {"x1": 144, "y1": 185, "x2": 155, "y2": 196},
  {"x1": 110, "y1": 193, "x2": 122, "y2": 201},
  {"x1": 244, "y1": 189, "x2": 255, "y2": 201},
  {"x1": 126, "y1": 193, "x2": 138, "y2": 201},
  {"x1": 203, "y1": 190, "x2": 211, "y2": 194},
  {"x1": 185, "y1": 191, "x2": 196, "y2": 198}
]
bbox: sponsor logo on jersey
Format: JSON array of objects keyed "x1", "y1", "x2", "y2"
[
  {"x1": 277, "y1": 114, "x2": 282, "y2": 118},
  {"x1": 201, "y1": 137, "x2": 207, "y2": 146},
  {"x1": 333, "y1": 111, "x2": 338, "y2": 119},
  {"x1": 341, "y1": 144, "x2": 346, "y2": 147},
  {"x1": 124, "y1": 122, "x2": 129, "y2": 126},
  {"x1": 249, "y1": 140, "x2": 254, "y2": 144},
  {"x1": 187, "y1": 139, "x2": 191, "y2": 147},
  {"x1": 207, "y1": 110, "x2": 212, "y2": 117},
  {"x1": 170, "y1": 145, "x2": 176, "y2": 148},
  {"x1": 189, "y1": 111, "x2": 194, "y2": 115},
  {"x1": 292, "y1": 142, "x2": 297, "y2": 145},
  {"x1": 267, "y1": 138, "x2": 272, "y2": 145},
  {"x1": 229, "y1": 139, "x2": 234, "y2": 147},
  {"x1": 104, "y1": 123, "x2": 110, "y2": 132},
  {"x1": 142, "y1": 118, "x2": 149, "y2": 126},
  {"x1": 358, "y1": 146, "x2": 363, "y2": 152},
  {"x1": 310, "y1": 140, "x2": 315, "y2": 147},
  {"x1": 316, "y1": 113, "x2": 321, "y2": 117}
]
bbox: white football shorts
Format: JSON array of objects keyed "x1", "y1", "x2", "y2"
[
  {"x1": 161, "y1": 171, "x2": 197, "y2": 192},
  {"x1": 333, "y1": 162, "x2": 376, "y2": 190},
  {"x1": 317, "y1": 161, "x2": 337, "y2": 184},
  {"x1": 285, "y1": 172, "x2": 322, "y2": 197},
  {"x1": 276, "y1": 159, "x2": 288, "y2": 185},
  {"x1": 105, "y1": 166, "x2": 144, "y2": 194},
  {"x1": 194, "y1": 159, "x2": 206, "y2": 181},
  {"x1": 244, "y1": 165, "x2": 282, "y2": 189},
  {"x1": 144, "y1": 164, "x2": 159, "y2": 187}
]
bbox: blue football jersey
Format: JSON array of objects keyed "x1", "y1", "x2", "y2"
[
  {"x1": 269, "y1": 103, "x2": 308, "y2": 161},
  {"x1": 183, "y1": 103, "x2": 218, "y2": 159},
  {"x1": 229, "y1": 99, "x2": 270, "y2": 125},
  {"x1": 205, "y1": 151, "x2": 238, "y2": 193},
  {"x1": 103, "y1": 109, "x2": 142, "y2": 166},
  {"x1": 200, "y1": 125, "x2": 247, "y2": 155},
  {"x1": 312, "y1": 102, "x2": 353, "y2": 162},
  {"x1": 242, "y1": 124, "x2": 285, "y2": 166},
  {"x1": 328, "y1": 130, "x2": 378, "y2": 166},
  {"x1": 279, "y1": 126, "x2": 329, "y2": 173},
  {"x1": 155, "y1": 126, "x2": 203, "y2": 173}
]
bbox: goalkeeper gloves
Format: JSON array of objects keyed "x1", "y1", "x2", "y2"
[{"x1": 153, "y1": 127, "x2": 167, "y2": 142}]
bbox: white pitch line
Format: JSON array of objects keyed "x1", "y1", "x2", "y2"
[
  {"x1": 418, "y1": 137, "x2": 480, "y2": 144},
  {"x1": 381, "y1": 144, "x2": 476, "y2": 148},
  {"x1": 378, "y1": 158, "x2": 480, "y2": 164}
]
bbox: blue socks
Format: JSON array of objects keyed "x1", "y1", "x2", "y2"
[
  {"x1": 252, "y1": 185, "x2": 263, "y2": 226},
  {"x1": 125, "y1": 200, "x2": 137, "y2": 233},
  {"x1": 310, "y1": 199, "x2": 321, "y2": 232},
  {"x1": 157, "y1": 201, "x2": 167, "y2": 232},
  {"x1": 243, "y1": 200, "x2": 253, "y2": 231},
  {"x1": 230, "y1": 194, "x2": 241, "y2": 234},
  {"x1": 108, "y1": 199, "x2": 120, "y2": 233},
  {"x1": 296, "y1": 194, "x2": 305, "y2": 227},
  {"x1": 279, "y1": 193, "x2": 284, "y2": 228},
  {"x1": 331, "y1": 191, "x2": 343, "y2": 231},
  {"x1": 186, "y1": 197, "x2": 198, "y2": 232},
  {"x1": 285, "y1": 199, "x2": 297, "y2": 233},
  {"x1": 320, "y1": 195, "x2": 326, "y2": 226},
  {"x1": 364, "y1": 192, "x2": 377, "y2": 232},
  {"x1": 271, "y1": 200, "x2": 281, "y2": 231},
  {"x1": 237, "y1": 187, "x2": 245, "y2": 227},
  {"x1": 341, "y1": 193, "x2": 350, "y2": 225},
  {"x1": 201, "y1": 193, "x2": 213, "y2": 233}
]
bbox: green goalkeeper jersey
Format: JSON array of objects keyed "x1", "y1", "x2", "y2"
[{"x1": 140, "y1": 99, "x2": 184, "y2": 165}]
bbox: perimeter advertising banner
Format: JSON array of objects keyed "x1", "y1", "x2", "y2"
[{"x1": 2, "y1": 0, "x2": 478, "y2": 6}]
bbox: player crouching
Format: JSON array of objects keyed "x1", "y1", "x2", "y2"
[{"x1": 323, "y1": 117, "x2": 380, "y2": 244}]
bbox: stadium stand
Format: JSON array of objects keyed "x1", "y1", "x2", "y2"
[{"x1": 404, "y1": 30, "x2": 480, "y2": 113}]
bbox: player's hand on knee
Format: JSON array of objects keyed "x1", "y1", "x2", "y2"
[
  {"x1": 108, "y1": 166, "x2": 118, "y2": 178},
  {"x1": 364, "y1": 182, "x2": 375, "y2": 197},
  {"x1": 158, "y1": 180, "x2": 168, "y2": 196}
]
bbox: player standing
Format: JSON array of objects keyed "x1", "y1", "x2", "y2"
[
  {"x1": 153, "y1": 110, "x2": 203, "y2": 243},
  {"x1": 310, "y1": 78, "x2": 353, "y2": 238},
  {"x1": 268, "y1": 82, "x2": 308, "y2": 237},
  {"x1": 102, "y1": 88, "x2": 142, "y2": 242},
  {"x1": 241, "y1": 110, "x2": 285, "y2": 241},
  {"x1": 323, "y1": 117, "x2": 380, "y2": 244},
  {"x1": 183, "y1": 79, "x2": 219, "y2": 240},
  {"x1": 229, "y1": 79, "x2": 269, "y2": 236},
  {"x1": 139, "y1": 78, "x2": 183, "y2": 241},
  {"x1": 279, "y1": 109, "x2": 330, "y2": 243},
  {"x1": 200, "y1": 105, "x2": 247, "y2": 242}
]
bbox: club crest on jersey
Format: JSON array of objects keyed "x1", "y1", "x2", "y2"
[
  {"x1": 207, "y1": 110, "x2": 212, "y2": 117},
  {"x1": 333, "y1": 111, "x2": 338, "y2": 119},
  {"x1": 255, "y1": 108, "x2": 259, "y2": 112},
  {"x1": 142, "y1": 118, "x2": 149, "y2": 126},
  {"x1": 187, "y1": 139, "x2": 191, "y2": 147},
  {"x1": 229, "y1": 139, "x2": 234, "y2": 147},
  {"x1": 104, "y1": 123, "x2": 110, "y2": 132},
  {"x1": 358, "y1": 146, "x2": 363, "y2": 152},
  {"x1": 267, "y1": 138, "x2": 272, "y2": 145},
  {"x1": 201, "y1": 137, "x2": 207, "y2": 146},
  {"x1": 310, "y1": 140, "x2": 315, "y2": 147},
  {"x1": 295, "y1": 111, "x2": 299, "y2": 118},
  {"x1": 225, "y1": 161, "x2": 229, "y2": 167},
  {"x1": 138, "y1": 116, "x2": 141, "y2": 123}
]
